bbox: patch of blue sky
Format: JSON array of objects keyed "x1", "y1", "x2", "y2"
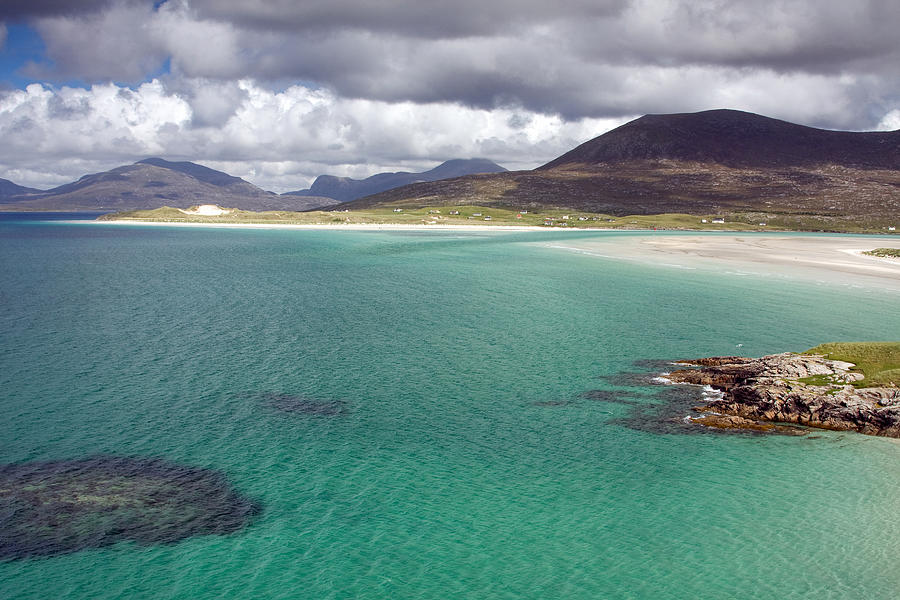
[
  {"x1": 0, "y1": 23, "x2": 172, "y2": 90},
  {"x1": 0, "y1": 24, "x2": 46, "y2": 88},
  {"x1": 148, "y1": 57, "x2": 172, "y2": 82}
]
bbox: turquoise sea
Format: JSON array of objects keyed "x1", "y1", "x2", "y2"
[{"x1": 2, "y1": 213, "x2": 900, "y2": 599}]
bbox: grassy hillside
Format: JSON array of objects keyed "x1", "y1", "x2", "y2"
[
  {"x1": 805, "y1": 342, "x2": 900, "y2": 388},
  {"x1": 335, "y1": 111, "x2": 900, "y2": 231},
  {"x1": 97, "y1": 205, "x2": 867, "y2": 232},
  {"x1": 98, "y1": 204, "x2": 900, "y2": 234},
  {"x1": 335, "y1": 164, "x2": 900, "y2": 233}
]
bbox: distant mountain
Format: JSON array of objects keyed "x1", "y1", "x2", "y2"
[
  {"x1": 540, "y1": 109, "x2": 900, "y2": 170},
  {"x1": 136, "y1": 158, "x2": 249, "y2": 187},
  {"x1": 284, "y1": 158, "x2": 507, "y2": 202},
  {"x1": 338, "y1": 110, "x2": 900, "y2": 225},
  {"x1": 0, "y1": 158, "x2": 333, "y2": 211},
  {"x1": 0, "y1": 178, "x2": 42, "y2": 199}
]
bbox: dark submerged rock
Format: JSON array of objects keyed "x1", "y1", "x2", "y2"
[
  {"x1": 579, "y1": 389, "x2": 640, "y2": 403},
  {"x1": 0, "y1": 456, "x2": 259, "y2": 560},
  {"x1": 596, "y1": 371, "x2": 660, "y2": 388},
  {"x1": 610, "y1": 385, "x2": 734, "y2": 435},
  {"x1": 589, "y1": 359, "x2": 808, "y2": 436},
  {"x1": 531, "y1": 399, "x2": 575, "y2": 407}
]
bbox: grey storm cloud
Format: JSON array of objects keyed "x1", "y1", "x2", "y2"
[
  {"x1": 183, "y1": 0, "x2": 900, "y2": 75},
  {"x1": 0, "y1": 0, "x2": 134, "y2": 20},
  {"x1": 3, "y1": 0, "x2": 900, "y2": 195},
  {"x1": 583, "y1": 1, "x2": 900, "y2": 73},
  {"x1": 14, "y1": 0, "x2": 900, "y2": 128},
  {"x1": 187, "y1": 0, "x2": 629, "y2": 38}
]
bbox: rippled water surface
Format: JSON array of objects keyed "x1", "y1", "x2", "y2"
[{"x1": 2, "y1": 215, "x2": 900, "y2": 599}]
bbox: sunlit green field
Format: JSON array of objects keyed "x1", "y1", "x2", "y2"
[
  {"x1": 806, "y1": 342, "x2": 900, "y2": 388},
  {"x1": 99, "y1": 205, "x2": 897, "y2": 233}
]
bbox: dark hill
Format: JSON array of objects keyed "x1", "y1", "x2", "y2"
[
  {"x1": 137, "y1": 157, "x2": 246, "y2": 187},
  {"x1": 284, "y1": 158, "x2": 506, "y2": 202},
  {"x1": 422, "y1": 158, "x2": 508, "y2": 179},
  {"x1": 339, "y1": 110, "x2": 900, "y2": 226},
  {"x1": 541, "y1": 109, "x2": 900, "y2": 170},
  {"x1": 0, "y1": 159, "x2": 332, "y2": 212},
  {"x1": 0, "y1": 178, "x2": 42, "y2": 199}
]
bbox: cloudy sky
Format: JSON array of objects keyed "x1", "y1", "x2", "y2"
[{"x1": 1, "y1": 0, "x2": 899, "y2": 192}]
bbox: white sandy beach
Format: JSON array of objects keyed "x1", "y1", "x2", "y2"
[
  {"x1": 93, "y1": 220, "x2": 552, "y2": 232},
  {"x1": 92, "y1": 219, "x2": 900, "y2": 290},
  {"x1": 542, "y1": 234, "x2": 900, "y2": 292}
]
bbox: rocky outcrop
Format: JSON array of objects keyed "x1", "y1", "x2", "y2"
[
  {"x1": 668, "y1": 352, "x2": 900, "y2": 436},
  {"x1": 690, "y1": 413, "x2": 807, "y2": 435}
]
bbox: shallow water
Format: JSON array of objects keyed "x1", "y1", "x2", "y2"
[{"x1": 2, "y1": 215, "x2": 900, "y2": 599}]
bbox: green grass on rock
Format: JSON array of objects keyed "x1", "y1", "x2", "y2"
[{"x1": 804, "y1": 342, "x2": 900, "y2": 388}]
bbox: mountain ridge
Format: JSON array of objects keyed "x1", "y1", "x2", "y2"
[
  {"x1": 0, "y1": 159, "x2": 333, "y2": 212},
  {"x1": 3, "y1": 111, "x2": 899, "y2": 223},
  {"x1": 0, "y1": 178, "x2": 43, "y2": 199},
  {"x1": 0, "y1": 157, "x2": 508, "y2": 212},
  {"x1": 540, "y1": 109, "x2": 900, "y2": 170},
  {"x1": 135, "y1": 158, "x2": 246, "y2": 187},
  {"x1": 285, "y1": 158, "x2": 507, "y2": 202},
  {"x1": 337, "y1": 109, "x2": 900, "y2": 225}
]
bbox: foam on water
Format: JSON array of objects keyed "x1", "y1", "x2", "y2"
[
  {"x1": 650, "y1": 373, "x2": 673, "y2": 384},
  {"x1": 701, "y1": 384, "x2": 726, "y2": 401}
]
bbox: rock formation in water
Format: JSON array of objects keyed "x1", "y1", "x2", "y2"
[
  {"x1": 0, "y1": 456, "x2": 259, "y2": 560},
  {"x1": 668, "y1": 353, "x2": 900, "y2": 436}
]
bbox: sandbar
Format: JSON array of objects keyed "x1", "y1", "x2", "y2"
[
  {"x1": 541, "y1": 234, "x2": 900, "y2": 292},
  {"x1": 92, "y1": 220, "x2": 561, "y2": 232},
  {"x1": 90, "y1": 220, "x2": 900, "y2": 290}
]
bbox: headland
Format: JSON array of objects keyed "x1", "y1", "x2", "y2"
[{"x1": 668, "y1": 343, "x2": 900, "y2": 436}]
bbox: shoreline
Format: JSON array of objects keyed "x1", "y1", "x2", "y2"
[
  {"x1": 89, "y1": 219, "x2": 575, "y2": 232},
  {"x1": 538, "y1": 234, "x2": 900, "y2": 292},
  {"x1": 87, "y1": 218, "x2": 900, "y2": 236},
  {"x1": 82, "y1": 220, "x2": 900, "y2": 289}
]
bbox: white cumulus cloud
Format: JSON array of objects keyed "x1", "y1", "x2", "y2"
[
  {"x1": 877, "y1": 109, "x2": 900, "y2": 131},
  {"x1": 0, "y1": 78, "x2": 628, "y2": 191},
  {"x1": 17, "y1": 0, "x2": 900, "y2": 126}
]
